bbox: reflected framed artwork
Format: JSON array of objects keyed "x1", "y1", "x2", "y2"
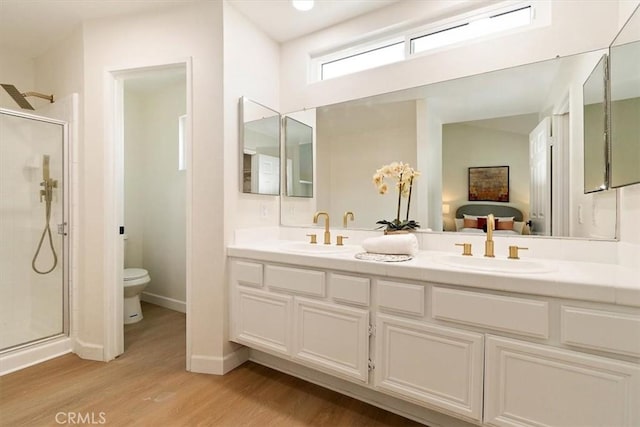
[{"x1": 468, "y1": 166, "x2": 509, "y2": 202}]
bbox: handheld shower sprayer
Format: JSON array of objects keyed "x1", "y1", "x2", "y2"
[{"x1": 32, "y1": 155, "x2": 58, "y2": 274}]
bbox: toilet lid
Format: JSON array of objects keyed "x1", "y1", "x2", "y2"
[{"x1": 124, "y1": 268, "x2": 149, "y2": 281}]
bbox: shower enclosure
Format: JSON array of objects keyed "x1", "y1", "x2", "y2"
[{"x1": 0, "y1": 108, "x2": 68, "y2": 354}]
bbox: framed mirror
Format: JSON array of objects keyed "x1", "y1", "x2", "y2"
[
  {"x1": 609, "y1": 5, "x2": 640, "y2": 188},
  {"x1": 282, "y1": 49, "x2": 618, "y2": 240},
  {"x1": 582, "y1": 54, "x2": 609, "y2": 194},
  {"x1": 284, "y1": 116, "x2": 313, "y2": 197},
  {"x1": 239, "y1": 97, "x2": 280, "y2": 195}
]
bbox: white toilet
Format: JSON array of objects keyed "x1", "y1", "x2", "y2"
[{"x1": 123, "y1": 268, "x2": 151, "y2": 324}]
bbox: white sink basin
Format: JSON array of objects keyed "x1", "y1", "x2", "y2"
[
  {"x1": 434, "y1": 254, "x2": 554, "y2": 274},
  {"x1": 280, "y1": 241, "x2": 353, "y2": 255}
]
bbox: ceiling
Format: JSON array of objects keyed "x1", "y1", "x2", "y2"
[
  {"x1": 227, "y1": 0, "x2": 399, "y2": 43},
  {"x1": 0, "y1": 0, "x2": 398, "y2": 59}
]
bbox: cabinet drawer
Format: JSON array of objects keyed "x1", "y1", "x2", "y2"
[
  {"x1": 265, "y1": 265, "x2": 325, "y2": 297},
  {"x1": 231, "y1": 260, "x2": 263, "y2": 288},
  {"x1": 377, "y1": 280, "x2": 424, "y2": 316},
  {"x1": 561, "y1": 305, "x2": 640, "y2": 357},
  {"x1": 432, "y1": 287, "x2": 549, "y2": 339},
  {"x1": 330, "y1": 274, "x2": 370, "y2": 307}
]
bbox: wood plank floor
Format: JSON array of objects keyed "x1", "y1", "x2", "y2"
[{"x1": 0, "y1": 303, "x2": 423, "y2": 426}]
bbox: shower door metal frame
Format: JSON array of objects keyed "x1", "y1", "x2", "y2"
[{"x1": 0, "y1": 108, "x2": 70, "y2": 353}]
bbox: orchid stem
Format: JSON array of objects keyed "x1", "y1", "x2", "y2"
[
  {"x1": 396, "y1": 172, "x2": 403, "y2": 223},
  {"x1": 406, "y1": 177, "x2": 413, "y2": 221}
]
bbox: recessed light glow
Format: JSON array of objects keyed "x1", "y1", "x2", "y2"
[{"x1": 292, "y1": 0, "x2": 314, "y2": 11}]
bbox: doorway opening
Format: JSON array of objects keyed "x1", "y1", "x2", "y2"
[{"x1": 108, "y1": 62, "x2": 190, "y2": 362}]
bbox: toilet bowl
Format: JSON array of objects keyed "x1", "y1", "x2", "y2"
[{"x1": 123, "y1": 268, "x2": 151, "y2": 324}]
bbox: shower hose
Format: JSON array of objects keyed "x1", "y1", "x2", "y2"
[{"x1": 32, "y1": 195, "x2": 57, "y2": 275}]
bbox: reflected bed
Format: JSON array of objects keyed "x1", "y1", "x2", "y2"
[{"x1": 454, "y1": 204, "x2": 525, "y2": 235}]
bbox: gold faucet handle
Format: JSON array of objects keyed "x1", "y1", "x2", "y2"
[
  {"x1": 306, "y1": 234, "x2": 317, "y2": 244},
  {"x1": 508, "y1": 246, "x2": 528, "y2": 259},
  {"x1": 336, "y1": 235, "x2": 348, "y2": 246},
  {"x1": 343, "y1": 211, "x2": 354, "y2": 228},
  {"x1": 455, "y1": 243, "x2": 473, "y2": 256}
]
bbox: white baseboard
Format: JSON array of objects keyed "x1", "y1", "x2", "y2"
[
  {"x1": 190, "y1": 347, "x2": 250, "y2": 375},
  {"x1": 141, "y1": 292, "x2": 186, "y2": 313},
  {"x1": 74, "y1": 337, "x2": 104, "y2": 361},
  {"x1": 1, "y1": 336, "x2": 73, "y2": 376}
]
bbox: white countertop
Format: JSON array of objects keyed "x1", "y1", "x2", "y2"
[{"x1": 227, "y1": 240, "x2": 640, "y2": 308}]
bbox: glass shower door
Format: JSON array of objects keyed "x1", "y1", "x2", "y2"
[{"x1": 0, "y1": 109, "x2": 67, "y2": 352}]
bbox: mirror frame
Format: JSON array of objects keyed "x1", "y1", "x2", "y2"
[
  {"x1": 608, "y1": 4, "x2": 640, "y2": 189},
  {"x1": 582, "y1": 54, "x2": 610, "y2": 194}
]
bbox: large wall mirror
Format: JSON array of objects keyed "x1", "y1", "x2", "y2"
[
  {"x1": 240, "y1": 97, "x2": 281, "y2": 195},
  {"x1": 282, "y1": 49, "x2": 620, "y2": 240},
  {"x1": 609, "y1": 5, "x2": 640, "y2": 188}
]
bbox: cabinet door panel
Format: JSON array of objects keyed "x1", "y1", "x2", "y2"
[
  {"x1": 234, "y1": 287, "x2": 292, "y2": 356},
  {"x1": 375, "y1": 314, "x2": 484, "y2": 421},
  {"x1": 484, "y1": 335, "x2": 640, "y2": 427},
  {"x1": 293, "y1": 298, "x2": 369, "y2": 383}
]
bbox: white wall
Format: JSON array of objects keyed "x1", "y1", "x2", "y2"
[
  {"x1": 124, "y1": 78, "x2": 186, "y2": 306},
  {"x1": 222, "y1": 1, "x2": 280, "y2": 358},
  {"x1": 0, "y1": 47, "x2": 35, "y2": 110},
  {"x1": 442, "y1": 123, "x2": 530, "y2": 231},
  {"x1": 223, "y1": 2, "x2": 280, "y2": 243},
  {"x1": 81, "y1": 2, "x2": 225, "y2": 368}
]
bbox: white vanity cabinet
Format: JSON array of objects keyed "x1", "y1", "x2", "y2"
[
  {"x1": 228, "y1": 256, "x2": 640, "y2": 427},
  {"x1": 230, "y1": 260, "x2": 371, "y2": 384}
]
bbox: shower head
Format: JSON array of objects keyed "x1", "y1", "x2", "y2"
[
  {"x1": 1, "y1": 84, "x2": 35, "y2": 110},
  {"x1": 1, "y1": 84, "x2": 54, "y2": 110}
]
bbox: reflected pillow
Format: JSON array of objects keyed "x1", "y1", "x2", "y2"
[
  {"x1": 463, "y1": 218, "x2": 477, "y2": 228},
  {"x1": 513, "y1": 221, "x2": 525, "y2": 234},
  {"x1": 455, "y1": 218, "x2": 464, "y2": 231},
  {"x1": 497, "y1": 220, "x2": 514, "y2": 230},
  {"x1": 476, "y1": 217, "x2": 498, "y2": 230}
]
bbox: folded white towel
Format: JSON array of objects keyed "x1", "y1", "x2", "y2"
[{"x1": 362, "y1": 233, "x2": 419, "y2": 256}]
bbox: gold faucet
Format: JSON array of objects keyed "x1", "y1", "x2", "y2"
[
  {"x1": 343, "y1": 211, "x2": 354, "y2": 228},
  {"x1": 313, "y1": 211, "x2": 331, "y2": 244},
  {"x1": 485, "y1": 213, "x2": 495, "y2": 257}
]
